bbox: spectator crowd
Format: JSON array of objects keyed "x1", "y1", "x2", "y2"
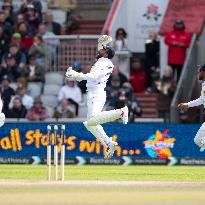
[
  {"x1": 0, "y1": 0, "x2": 67, "y2": 121},
  {"x1": 0, "y1": 0, "x2": 191, "y2": 123},
  {"x1": 110, "y1": 20, "x2": 191, "y2": 123}
]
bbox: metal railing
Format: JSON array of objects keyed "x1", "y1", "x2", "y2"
[
  {"x1": 170, "y1": 34, "x2": 198, "y2": 123},
  {"x1": 44, "y1": 35, "x2": 100, "y2": 72},
  {"x1": 77, "y1": 0, "x2": 113, "y2": 4}
]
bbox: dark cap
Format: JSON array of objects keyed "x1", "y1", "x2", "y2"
[
  {"x1": 197, "y1": 65, "x2": 205, "y2": 72},
  {"x1": 2, "y1": 75, "x2": 11, "y2": 82},
  {"x1": 102, "y1": 45, "x2": 115, "y2": 59},
  {"x1": 72, "y1": 62, "x2": 81, "y2": 71},
  {"x1": 174, "y1": 19, "x2": 185, "y2": 29}
]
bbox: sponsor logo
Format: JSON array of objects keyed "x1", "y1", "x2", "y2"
[
  {"x1": 143, "y1": 4, "x2": 162, "y2": 21},
  {"x1": 144, "y1": 129, "x2": 175, "y2": 158}
]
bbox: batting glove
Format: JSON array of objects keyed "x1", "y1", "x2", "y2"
[
  {"x1": 65, "y1": 67, "x2": 84, "y2": 81},
  {"x1": 65, "y1": 67, "x2": 75, "y2": 80}
]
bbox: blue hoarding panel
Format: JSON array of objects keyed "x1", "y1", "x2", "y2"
[{"x1": 0, "y1": 123, "x2": 203, "y2": 158}]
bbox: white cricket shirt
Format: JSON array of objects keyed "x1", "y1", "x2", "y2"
[{"x1": 86, "y1": 57, "x2": 114, "y2": 92}]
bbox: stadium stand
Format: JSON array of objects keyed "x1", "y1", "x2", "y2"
[
  {"x1": 4, "y1": 0, "x2": 203, "y2": 123},
  {"x1": 27, "y1": 83, "x2": 42, "y2": 98},
  {"x1": 43, "y1": 84, "x2": 61, "y2": 95},
  {"x1": 45, "y1": 72, "x2": 64, "y2": 85},
  {"x1": 41, "y1": 94, "x2": 58, "y2": 108}
]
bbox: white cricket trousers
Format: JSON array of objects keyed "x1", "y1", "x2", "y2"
[
  {"x1": 194, "y1": 122, "x2": 205, "y2": 148},
  {"x1": 83, "y1": 90, "x2": 122, "y2": 147},
  {"x1": 87, "y1": 90, "x2": 106, "y2": 119}
]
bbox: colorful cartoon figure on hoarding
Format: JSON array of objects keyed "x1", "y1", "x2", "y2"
[{"x1": 144, "y1": 129, "x2": 175, "y2": 158}]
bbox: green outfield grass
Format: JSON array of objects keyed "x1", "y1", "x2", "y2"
[
  {"x1": 0, "y1": 165, "x2": 205, "y2": 205},
  {"x1": 0, "y1": 165, "x2": 205, "y2": 181}
]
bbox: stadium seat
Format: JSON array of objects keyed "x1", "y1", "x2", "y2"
[
  {"x1": 78, "y1": 105, "x2": 88, "y2": 117},
  {"x1": 43, "y1": 84, "x2": 61, "y2": 95},
  {"x1": 46, "y1": 106, "x2": 54, "y2": 118},
  {"x1": 41, "y1": 95, "x2": 58, "y2": 108},
  {"x1": 27, "y1": 83, "x2": 42, "y2": 98},
  {"x1": 45, "y1": 72, "x2": 64, "y2": 85}
]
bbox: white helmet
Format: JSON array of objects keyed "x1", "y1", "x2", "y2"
[{"x1": 98, "y1": 35, "x2": 112, "y2": 51}]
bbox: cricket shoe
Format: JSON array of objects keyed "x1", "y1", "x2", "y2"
[
  {"x1": 200, "y1": 138, "x2": 205, "y2": 147},
  {"x1": 104, "y1": 140, "x2": 118, "y2": 159},
  {"x1": 120, "y1": 106, "x2": 128, "y2": 124}
]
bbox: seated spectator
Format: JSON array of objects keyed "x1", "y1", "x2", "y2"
[
  {"x1": 0, "y1": 25, "x2": 9, "y2": 62},
  {"x1": 105, "y1": 76, "x2": 122, "y2": 110},
  {"x1": 37, "y1": 23, "x2": 59, "y2": 69},
  {"x1": 112, "y1": 28, "x2": 128, "y2": 51},
  {"x1": 38, "y1": 23, "x2": 59, "y2": 40},
  {"x1": 2, "y1": 1, "x2": 15, "y2": 25},
  {"x1": 28, "y1": 34, "x2": 45, "y2": 66},
  {"x1": 23, "y1": 4, "x2": 41, "y2": 35},
  {"x1": 26, "y1": 97, "x2": 49, "y2": 121},
  {"x1": 0, "y1": 75, "x2": 15, "y2": 112},
  {"x1": 21, "y1": 54, "x2": 44, "y2": 82},
  {"x1": 19, "y1": 0, "x2": 42, "y2": 20},
  {"x1": 106, "y1": 80, "x2": 142, "y2": 122},
  {"x1": 107, "y1": 65, "x2": 127, "y2": 87},
  {"x1": 0, "y1": 10, "x2": 12, "y2": 38},
  {"x1": 129, "y1": 57, "x2": 146, "y2": 93},
  {"x1": 58, "y1": 80, "x2": 82, "y2": 103},
  {"x1": 9, "y1": 84, "x2": 34, "y2": 110},
  {"x1": 2, "y1": 43, "x2": 27, "y2": 70},
  {"x1": 153, "y1": 65, "x2": 176, "y2": 122},
  {"x1": 14, "y1": 14, "x2": 25, "y2": 32},
  {"x1": 17, "y1": 23, "x2": 34, "y2": 52},
  {"x1": 118, "y1": 82, "x2": 142, "y2": 122},
  {"x1": 44, "y1": 11, "x2": 61, "y2": 35},
  {"x1": 10, "y1": 32, "x2": 21, "y2": 47},
  {"x1": 145, "y1": 32, "x2": 160, "y2": 92},
  {"x1": 77, "y1": 62, "x2": 91, "y2": 94},
  {"x1": 6, "y1": 96, "x2": 27, "y2": 118},
  {"x1": 53, "y1": 98, "x2": 75, "y2": 119},
  {"x1": 66, "y1": 15, "x2": 80, "y2": 34},
  {"x1": 58, "y1": 80, "x2": 82, "y2": 115},
  {"x1": 0, "y1": 53, "x2": 20, "y2": 82}
]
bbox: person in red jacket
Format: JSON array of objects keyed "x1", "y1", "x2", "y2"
[
  {"x1": 164, "y1": 20, "x2": 191, "y2": 82},
  {"x1": 129, "y1": 57, "x2": 146, "y2": 93}
]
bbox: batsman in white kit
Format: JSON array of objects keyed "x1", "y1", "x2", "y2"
[
  {"x1": 65, "y1": 35, "x2": 128, "y2": 159},
  {"x1": 178, "y1": 65, "x2": 205, "y2": 149}
]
